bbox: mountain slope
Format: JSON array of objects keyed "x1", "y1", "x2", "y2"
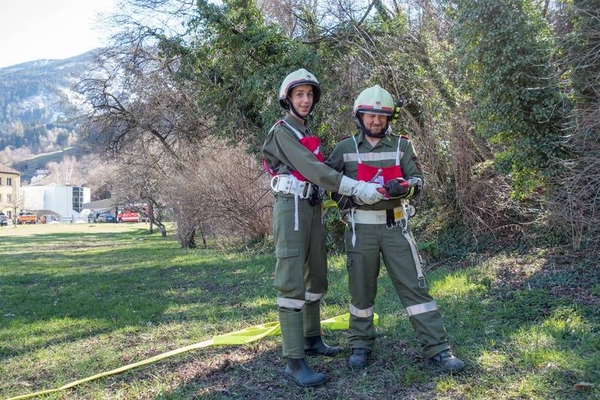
[
  {"x1": 0, "y1": 51, "x2": 96, "y2": 122},
  {"x1": 0, "y1": 51, "x2": 97, "y2": 176}
]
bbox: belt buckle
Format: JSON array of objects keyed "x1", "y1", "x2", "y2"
[
  {"x1": 283, "y1": 177, "x2": 293, "y2": 194},
  {"x1": 394, "y1": 208, "x2": 404, "y2": 220}
]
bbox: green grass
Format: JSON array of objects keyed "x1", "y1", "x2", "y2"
[{"x1": 0, "y1": 224, "x2": 598, "y2": 399}]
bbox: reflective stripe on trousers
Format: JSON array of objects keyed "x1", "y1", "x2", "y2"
[
  {"x1": 277, "y1": 291, "x2": 323, "y2": 309},
  {"x1": 406, "y1": 301, "x2": 438, "y2": 316},
  {"x1": 350, "y1": 304, "x2": 375, "y2": 318},
  {"x1": 350, "y1": 301, "x2": 439, "y2": 322}
]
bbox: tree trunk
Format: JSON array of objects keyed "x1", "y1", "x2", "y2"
[{"x1": 148, "y1": 203, "x2": 154, "y2": 234}]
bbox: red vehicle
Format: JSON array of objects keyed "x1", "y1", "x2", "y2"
[{"x1": 117, "y1": 210, "x2": 141, "y2": 223}]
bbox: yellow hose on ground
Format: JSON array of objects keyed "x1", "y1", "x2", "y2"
[{"x1": 7, "y1": 313, "x2": 378, "y2": 400}]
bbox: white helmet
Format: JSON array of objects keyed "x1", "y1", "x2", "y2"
[
  {"x1": 353, "y1": 85, "x2": 395, "y2": 117},
  {"x1": 353, "y1": 85, "x2": 397, "y2": 138},
  {"x1": 278, "y1": 68, "x2": 321, "y2": 110}
]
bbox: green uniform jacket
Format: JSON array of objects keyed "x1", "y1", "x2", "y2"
[
  {"x1": 325, "y1": 131, "x2": 424, "y2": 210},
  {"x1": 262, "y1": 115, "x2": 343, "y2": 191}
]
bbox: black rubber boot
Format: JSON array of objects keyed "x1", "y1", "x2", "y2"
[
  {"x1": 430, "y1": 349, "x2": 465, "y2": 372},
  {"x1": 284, "y1": 358, "x2": 327, "y2": 387},
  {"x1": 348, "y1": 348, "x2": 371, "y2": 369},
  {"x1": 304, "y1": 335, "x2": 343, "y2": 356}
]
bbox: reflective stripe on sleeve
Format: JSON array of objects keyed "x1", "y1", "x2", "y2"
[
  {"x1": 277, "y1": 297, "x2": 305, "y2": 309},
  {"x1": 305, "y1": 292, "x2": 324, "y2": 302},
  {"x1": 405, "y1": 301, "x2": 438, "y2": 317},
  {"x1": 350, "y1": 304, "x2": 375, "y2": 318}
]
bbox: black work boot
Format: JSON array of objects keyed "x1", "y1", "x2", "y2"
[
  {"x1": 348, "y1": 348, "x2": 371, "y2": 369},
  {"x1": 304, "y1": 335, "x2": 343, "y2": 356},
  {"x1": 430, "y1": 349, "x2": 465, "y2": 372},
  {"x1": 284, "y1": 358, "x2": 327, "y2": 387}
]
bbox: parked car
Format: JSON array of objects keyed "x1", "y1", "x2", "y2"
[
  {"x1": 16, "y1": 212, "x2": 38, "y2": 224},
  {"x1": 117, "y1": 210, "x2": 141, "y2": 223},
  {"x1": 0, "y1": 213, "x2": 8, "y2": 227},
  {"x1": 95, "y1": 213, "x2": 116, "y2": 223},
  {"x1": 41, "y1": 215, "x2": 59, "y2": 224}
]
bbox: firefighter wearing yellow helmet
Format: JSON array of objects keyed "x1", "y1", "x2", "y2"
[
  {"x1": 262, "y1": 70, "x2": 386, "y2": 387},
  {"x1": 326, "y1": 85, "x2": 465, "y2": 372}
]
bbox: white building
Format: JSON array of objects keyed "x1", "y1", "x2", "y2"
[{"x1": 21, "y1": 184, "x2": 91, "y2": 222}]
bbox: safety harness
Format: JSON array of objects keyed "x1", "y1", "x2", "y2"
[
  {"x1": 344, "y1": 135, "x2": 426, "y2": 288},
  {"x1": 263, "y1": 120, "x2": 323, "y2": 231}
]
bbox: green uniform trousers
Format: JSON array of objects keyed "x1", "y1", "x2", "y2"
[
  {"x1": 273, "y1": 194, "x2": 328, "y2": 358},
  {"x1": 345, "y1": 222, "x2": 449, "y2": 358}
]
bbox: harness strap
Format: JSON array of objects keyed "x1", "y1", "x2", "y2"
[
  {"x1": 294, "y1": 192, "x2": 299, "y2": 231},
  {"x1": 280, "y1": 120, "x2": 305, "y2": 139},
  {"x1": 352, "y1": 135, "x2": 362, "y2": 164},
  {"x1": 344, "y1": 208, "x2": 403, "y2": 225},
  {"x1": 262, "y1": 120, "x2": 307, "y2": 177},
  {"x1": 351, "y1": 134, "x2": 403, "y2": 166},
  {"x1": 270, "y1": 175, "x2": 315, "y2": 199},
  {"x1": 399, "y1": 210, "x2": 426, "y2": 289},
  {"x1": 350, "y1": 209, "x2": 357, "y2": 247},
  {"x1": 271, "y1": 174, "x2": 316, "y2": 231},
  {"x1": 386, "y1": 209, "x2": 395, "y2": 227}
]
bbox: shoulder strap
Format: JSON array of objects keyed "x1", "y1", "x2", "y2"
[
  {"x1": 395, "y1": 135, "x2": 402, "y2": 165},
  {"x1": 268, "y1": 119, "x2": 305, "y2": 140},
  {"x1": 279, "y1": 120, "x2": 305, "y2": 140},
  {"x1": 351, "y1": 135, "x2": 362, "y2": 164},
  {"x1": 262, "y1": 120, "x2": 305, "y2": 176}
]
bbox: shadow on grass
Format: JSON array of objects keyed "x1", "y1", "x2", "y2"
[
  {"x1": 326, "y1": 249, "x2": 600, "y2": 400},
  {"x1": 0, "y1": 231, "x2": 277, "y2": 360},
  {"x1": 2, "y1": 229, "x2": 599, "y2": 399}
]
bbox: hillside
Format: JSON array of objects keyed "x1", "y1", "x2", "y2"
[
  {"x1": 0, "y1": 51, "x2": 97, "y2": 180},
  {"x1": 0, "y1": 51, "x2": 94, "y2": 124},
  {"x1": 11, "y1": 147, "x2": 78, "y2": 184}
]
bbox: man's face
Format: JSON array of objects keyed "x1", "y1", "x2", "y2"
[
  {"x1": 289, "y1": 85, "x2": 314, "y2": 117},
  {"x1": 361, "y1": 113, "x2": 387, "y2": 135}
]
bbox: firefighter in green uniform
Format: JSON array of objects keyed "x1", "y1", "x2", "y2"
[
  {"x1": 325, "y1": 85, "x2": 465, "y2": 372},
  {"x1": 261, "y1": 69, "x2": 386, "y2": 387}
]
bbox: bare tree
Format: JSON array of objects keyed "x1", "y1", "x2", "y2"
[
  {"x1": 38, "y1": 155, "x2": 83, "y2": 186},
  {"x1": 77, "y1": 1, "x2": 278, "y2": 247},
  {"x1": 77, "y1": 0, "x2": 534, "y2": 249},
  {"x1": 111, "y1": 154, "x2": 169, "y2": 236},
  {"x1": 78, "y1": 46, "x2": 211, "y2": 164},
  {"x1": 549, "y1": 2, "x2": 600, "y2": 250},
  {"x1": 76, "y1": 1, "x2": 214, "y2": 244},
  {"x1": 165, "y1": 139, "x2": 272, "y2": 248}
]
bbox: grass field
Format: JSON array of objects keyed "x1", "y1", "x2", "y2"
[{"x1": 0, "y1": 224, "x2": 598, "y2": 399}]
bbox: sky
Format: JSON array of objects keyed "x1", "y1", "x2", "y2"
[{"x1": 0, "y1": 0, "x2": 117, "y2": 68}]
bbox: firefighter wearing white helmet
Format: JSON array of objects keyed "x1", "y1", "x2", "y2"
[
  {"x1": 326, "y1": 85, "x2": 465, "y2": 372},
  {"x1": 278, "y1": 68, "x2": 322, "y2": 118},
  {"x1": 261, "y1": 70, "x2": 386, "y2": 387},
  {"x1": 353, "y1": 84, "x2": 396, "y2": 138}
]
